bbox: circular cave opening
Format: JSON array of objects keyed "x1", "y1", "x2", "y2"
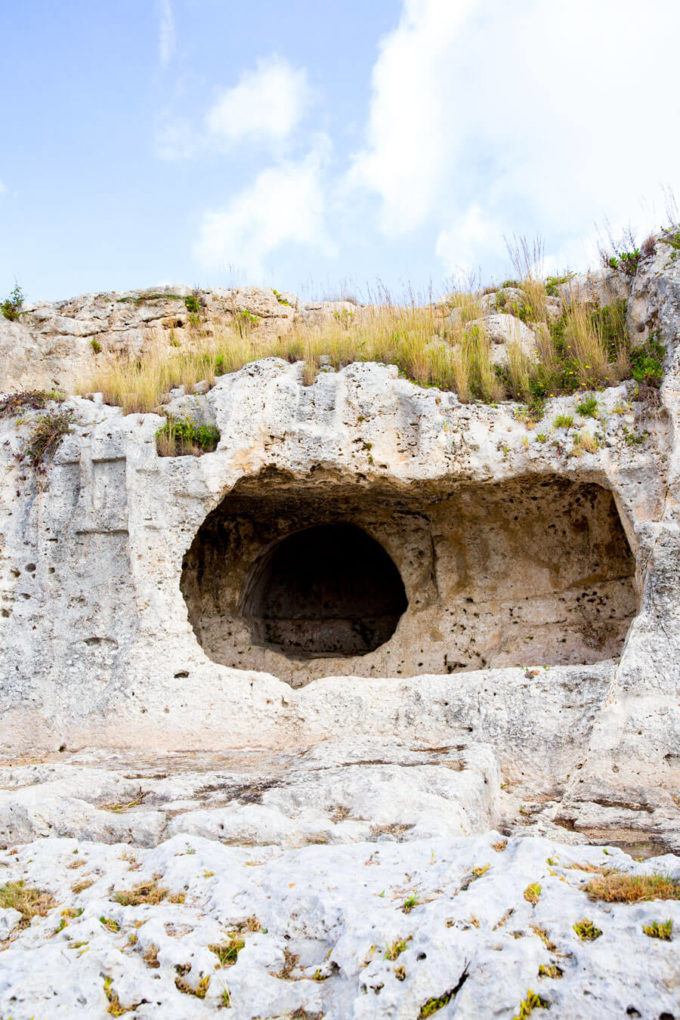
[{"x1": 240, "y1": 524, "x2": 408, "y2": 659}]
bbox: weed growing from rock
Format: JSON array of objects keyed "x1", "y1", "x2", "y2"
[
  {"x1": 20, "y1": 409, "x2": 73, "y2": 471},
  {"x1": 643, "y1": 919, "x2": 673, "y2": 940},
  {"x1": 538, "y1": 964, "x2": 563, "y2": 978},
  {"x1": 155, "y1": 417, "x2": 220, "y2": 457},
  {"x1": 576, "y1": 394, "x2": 599, "y2": 417},
  {"x1": 385, "y1": 937, "x2": 411, "y2": 960},
  {"x1": 1, "y1": 283, "x2": 23, "y2": 320},
  {"x1": 573, "y1": 918, "x2": 602, "y2": 940},
  {"x1": 103, "y1": 975, "x2": 135, "y2": 1016},
  {"x1": 513, "y1": 989, "x2": 550, "y2": 1018},
  {"x1": 209, "y1": 934, "x2": 245, "y2": 967},
  {"x1": 524, "y1": 883, "x2": 542, "y2": 905}
]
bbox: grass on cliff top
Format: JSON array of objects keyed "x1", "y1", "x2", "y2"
[{"x1": 77, "y1": 245, "x2": 654, "y2": 416}]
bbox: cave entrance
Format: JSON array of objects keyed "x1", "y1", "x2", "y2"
[
  {"x1": 180, "y1": 471, "x2": 638, "y2": 687},
  {"x1": 241, "y1": 524, "x2": 408, "y2": 658}
]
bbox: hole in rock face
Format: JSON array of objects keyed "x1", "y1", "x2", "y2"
[
  {"x1": 180, "y1": 470, "x2": 638, "y2": 687},
  {"x1": 241, "y1": 524, "x2": 408, "y2": 658}
]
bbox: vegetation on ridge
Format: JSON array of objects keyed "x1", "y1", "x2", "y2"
[{"x1": 74, "y1": 233, "x2": 674, "y2": 416}]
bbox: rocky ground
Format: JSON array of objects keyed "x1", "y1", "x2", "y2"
[{"x1": 0, "y1": 745, "x2": 679, "y2": 1019}]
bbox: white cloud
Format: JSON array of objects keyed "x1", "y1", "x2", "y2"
[
  {"x1": 435, "y1": 204, "x2": 505, "y2": 278},
  {"x1": 206, "y1": 56, "x2": 312, "y2": 147},
  {"x1": 352, "y1": 0, "x2": 680, "y2": 272},
  {"x1": 157, "y1": 0, "x2": 176, "y2": 66},
  {"x1": 193, "y1": 139, "x2": 334, "y2": 280},
  {"x1": 349, "y1": 0, "x2": 477, "y2": 234}
]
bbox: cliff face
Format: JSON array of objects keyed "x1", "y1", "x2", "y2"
[
  {"x1": 0, "y1": 249, "x2": 679, "y2": 856},
  {"x1": 1, "y1": 254, "x2": 680, "y2": 1017}
]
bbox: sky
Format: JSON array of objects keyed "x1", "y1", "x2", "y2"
[{"x1": 1, "y1": 0, "x2": 680, "y2": 302}]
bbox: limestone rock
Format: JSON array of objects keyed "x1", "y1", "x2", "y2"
[
  {"x1": 0, "y1": 829, "x2": 678, "y2": 1018},
  {"x1": 0, "y1": 907, "x2": 21, "y2": 939},
  {"x1": 466, "y1": 312, "x2": 538, "y2": 364}
]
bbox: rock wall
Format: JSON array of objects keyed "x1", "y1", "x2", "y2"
[{"x1": 1, "y1": 246, "x2": 679, "y2": 852}]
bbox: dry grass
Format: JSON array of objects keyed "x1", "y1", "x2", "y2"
[
  {"x1": 113, "y1": 880, "x2": 167, "y2": 906},
  {"x1": 174, "y1": 967, "x2": 210, "y2": 998},
  {"x1": 0, "y1": 880, "x2": 55, "y2": 927},
  {"x1": 585, "y1": 873, "x2": 680, "y2": 903},
  {"x1": 77, "y1": 252, "x2": 638, "y2": 417},
  {"x1": 143, "y1": 943, "x2": 160, "y2": 968}
]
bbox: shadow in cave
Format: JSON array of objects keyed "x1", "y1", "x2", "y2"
[{"x1": 240, "y1": 524, "x2": 408, "y2": 658}]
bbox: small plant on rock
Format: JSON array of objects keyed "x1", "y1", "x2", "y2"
[
  {"x1": 385, "y1": 937, "x2": 410, "y2": 960},
  {"x1": 155, "y1": 417, "x2": 220, "y2": 457},
  {"x1": 210, "y1": 934, "x2": 245, "y2": 967},
  {"x1": 513, "y1": 989, "x2": 550, "y2": 1018},
  {"x1": 524, "y1": 883, "x2": 542, "y2": 905},
  {"x1": 573, "y1": 918, "x2": 602, "y2": 940},
  {"x1": 1, "y1": 283, "x2": 23, "y2": 320},
  {"x1": 174, "y1": 968, "x2": 210, "y2": 998},
  {"x1": 576, "y1": 394, "x2": 598, "y2": 417},
  {"x1": 642, "y1": 919, "x2": 672, "y2": 940},
  {"x1": 538, "y1": 964, "x2": 563, "y2": 978}
]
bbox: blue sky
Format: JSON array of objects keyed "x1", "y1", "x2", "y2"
[{"x1": 2, "y1": 0, "x2": 680, "y2": 301}]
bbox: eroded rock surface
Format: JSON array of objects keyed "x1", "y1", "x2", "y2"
[{"x1": 1, "y1": 822, "x2": 679, "y2": 1019}]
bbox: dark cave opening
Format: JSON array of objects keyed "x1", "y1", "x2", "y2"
[{"x1": 240, "y1": 524, "x2": 408, "y2": 658}]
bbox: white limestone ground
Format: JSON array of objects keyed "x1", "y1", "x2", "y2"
[
  {"x1": 1, "y1": 828, "x2": 679, "y2": 1019},
  {"x1": 0, "y1": 743, "x2": 679, "y2": 1018}
]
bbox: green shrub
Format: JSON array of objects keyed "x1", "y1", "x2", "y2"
[
  {"x1": 90, "y1": 338, "x2": 102, "y2": 354},
  {"x1": 607, "y1": 249, "x2": 641, "y2": 276},
  {"x1": 156, "y1": 417, "x2": 220, "y2": 457},
  {"x1": 629, "y1": 334, "x2": 665, "y2": 387},
  {"x1": 553, "y1": 414, "x2": 574, "y2": 429},
  {"x1": 545, "y1": 273, "x2": 574, "y2": 297},
  {"x1": 184, "y1": 293, "x2": 200, "y2": 314},
  {"x1": 1, "y1": 283, "x2": 23, "y2": 321}
]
